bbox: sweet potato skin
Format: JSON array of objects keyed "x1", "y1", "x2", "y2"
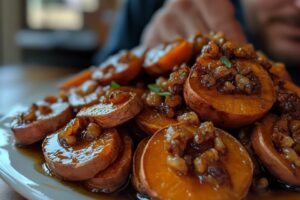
[
  {"x1": 85, "y1": 135, "x2": 133, "y2": 193},
  {"x1": 132, "y1": 138, "x2": 149, "y2": 194}
]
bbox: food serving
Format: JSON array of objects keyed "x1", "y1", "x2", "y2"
[{"x1": 9, "y1": 32, "x2": 300, "y2": 200}]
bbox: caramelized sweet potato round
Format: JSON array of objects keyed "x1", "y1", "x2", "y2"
[
  {"x1": 92, "y1": 51, "x2": 143, "y2": 85},
  {"x1": 132, "y1": 138, "x2": 149, "y2": 194},
  {"x1": 85, "y1": 135, "x2": 133, "y2": 193},
  {"x1": 251, "y1": 115, "x2": 300, "y2": 186},
  {"x1": 140, "y1": 124, "x2": 253, "y2": 200},
  {"x1": 59, "y1": 68, "x2": 93, "y2": 90},
  {"x1": 77, "y1": 88, "x2": 143, "y2": 128},
  {"x1": 136, "y1": 107, "x2": 178, "y2": 135},
  {"x1": 11, "y1": 101, "x2": 73, "y2": 145},
  {"x1": 143, "y1": 39, "x2": 193, "y2": 75},
  {"x1": 43, "y1": 118, "x2": 121, "y2": 181},
  {"x1": 184, "y1": 61, "x2": 275, "y2": 128}
]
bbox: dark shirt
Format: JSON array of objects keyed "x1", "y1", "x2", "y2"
[
  {"x1": 94, "y1": 0, "x2": 165, "y2": 63},
  {"x1": 94, "y1": 0, "x2": 299, "y2": 85}
]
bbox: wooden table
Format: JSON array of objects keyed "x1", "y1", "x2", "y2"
[{"x1": 0, "y1": 65, "x2": 82, "y2": 199}]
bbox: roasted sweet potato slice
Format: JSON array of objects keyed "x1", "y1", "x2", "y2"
[
  {"x1": 11, "y1": 100, "x2": 73, "y2": 145},
  {"x1": 184, "y1": 60, "x2": 275, "y2": 128},
  {"x1": 251, "y1": 115, "x2": 300, "y2": 186},
  {"x1": 136, "y1": 107, "x2": 177, "y2": 135},
  {"x1": 67, "y1": 80, "x2": 107, "y2": 110},
  {"x1": 92, "y1": 51, "x2": 143, "y2": 85},
  {"x1": 59, "y1": 68, "x2": 93, "y2": 90},
  {"x1": 84, "y1": 135, "x2": 133, "y2": 193},
  {"x1": 43, "y1": 118, "x2": 121, "y2": 181},
  {"x1": 77, "y1": 88, "x2": 143, "y2": 128},
  {"x1": 140, "y1": 124, "x2": 253, "y2": 200},
  {"x1": 143, "y1": 38, "x2": 193, "y2": 75},
  {"x1": 132, "y1": 138, "x2": 149, "y2": 194},
  {"x1": 270, "y1": 63, "x2": 291, "y2": 81},
  {"x1": 281, "y1": 80, "x2": 300, "y2": 96}
]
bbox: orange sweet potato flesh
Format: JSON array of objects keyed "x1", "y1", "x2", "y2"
[
  {"x1": 140, "y1": 125, "x2": 253, "y2": 200},
  {"x1": 184, "y1": 61, "x2": 276, "y2": 128},
  {"x1": 85, "y1": 135, "x2": 133, "y2": 193},
  {"x1": 136, "y1": 107, "x2": 177, "y2": 135},
  {"x1": 132, "y1": 138, "x2": 149, "y2": 194},
  {"x1": 59, "y1": 69, "x2": 93, "y2": 90},
  {"x1": 92, "y1": 51, "x2": 143, "y2": 85},
  {"x1": 43, "y1": 119, "x2": 122, "y2": 181},
  {"x1": 251, "y1": 114, "x2": 300, "y2": 186},
  {"x1": 144, "y1": 39, "x2": 193, "y2": 75}
]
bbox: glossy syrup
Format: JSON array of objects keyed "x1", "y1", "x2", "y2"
[
  {"x1": 16, "y1": 143, "x2": 134, "y2": 200},
  {"x1": 16, "y1": 142, "x2": 300, "y2": 200}
]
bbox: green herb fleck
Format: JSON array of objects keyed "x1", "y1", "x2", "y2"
[
  {"x1": 157, "y1": 91, "x2": 172, "y2": 96},
  {"x1": 148, "y1": 84, "x2": 172, "y2": 96},
  {"x1": 111, "y1": 81, "x2": 120, "y2": 89},
  {"x1": 220, "y1": 56, "x2": 231, "y2": 68},
  {"x1": 148, "y1": 84, "x2": 161, "y2": 93}
]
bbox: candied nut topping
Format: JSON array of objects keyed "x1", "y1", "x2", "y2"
[
  {"x1": 105, "y1": 90, "x2": 130, "y2": 105},
  {"x1": 82, "y1": 123, "x2": 103, "y2": 142},
  {"x1": 272, "y1": 116, "x2": 300, "y2": 168},
  {"x1": 145, "y1": 92, "x2": 163, "y2": 107},
  {"x1": 44, "y1": 95, "x2": 58, "y2": 104},
  {"x1": 164, "y1": 122, "x2": 230, "y2": 187},
  {"x1": 58, "y1": 90, "x2": 69, "y2": 102},
  {"x1": 276, "y1": 82, "x2": 300, "y2": 119},
  {"x1": 177, "y1": 111, "x2": 200, "y2": 126},
  {"x1": 194, "y1": 34, "x2": 262, "y2": 95},
  {"x1": 17, "y1": 102, "x2": 54, "y2": 125},
  {"x1": 59, "y1": 120, "x2": 104, "y2": 147},
  {"x1": 143, "y1": 65, "x2": 190, "y2": 119}
]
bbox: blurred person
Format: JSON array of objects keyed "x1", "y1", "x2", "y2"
[{"x1": 95, "y1": 0, "x2": 300, "y2": 84}]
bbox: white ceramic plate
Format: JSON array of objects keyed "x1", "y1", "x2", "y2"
[{"x1": 0, "y1": 107, "x2": 132, "y2": 200}]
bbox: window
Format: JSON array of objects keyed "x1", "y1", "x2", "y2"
[{"x1": 26, "y1": 0, "x2": 99, "y2": 30}]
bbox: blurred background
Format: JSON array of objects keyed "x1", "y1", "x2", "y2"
[
  {"x1": 0, "y1": 0, "x2": 124, "y2": 67},
  {"x1": 0, "y1": 0, "x2": 124, "y2": 114}
]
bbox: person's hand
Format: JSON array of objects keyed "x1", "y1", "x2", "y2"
[{"x1": 141, "y1": 0, "x2": 246, "y2": 48}]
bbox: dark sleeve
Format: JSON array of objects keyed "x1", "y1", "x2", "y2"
[{"x1": 94, "y1": 0, "x2": 165, "y2": 64}]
